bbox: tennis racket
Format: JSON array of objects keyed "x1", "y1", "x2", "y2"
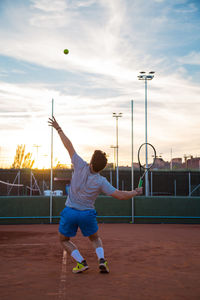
[{"x1": 138, "y1": 143, "x2": 156, "y2": 188}]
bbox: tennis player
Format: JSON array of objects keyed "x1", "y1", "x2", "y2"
[{"x1": 48, "y1": 116, "x2": 143, "y2": 274}]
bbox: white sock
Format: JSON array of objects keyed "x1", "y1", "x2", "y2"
[
  {"x1": 71, "y1": 249, "x2": 84, "y2": 263},
  {"x1": 96, "y1": 247, "x2": 104, "y2": 259}
]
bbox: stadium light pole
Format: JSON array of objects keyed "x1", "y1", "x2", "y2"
[
  {"x1": 112, "y1": 113, "x2": 123, "y2": 189},
  {"x1": 138, "y1": 71, "x2": 155, "y2": 196},
  {"x1": 110, "y1": 145, "x2": 117, "y2": 170}
]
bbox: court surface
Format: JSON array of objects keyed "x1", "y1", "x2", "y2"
[{"x1": 0, "y1": 223, "x2": 200, "y2": 300}]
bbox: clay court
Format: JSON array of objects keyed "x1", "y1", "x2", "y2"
[{"x1": 0, "y1": 223, "x2": 200, "y2": 300}]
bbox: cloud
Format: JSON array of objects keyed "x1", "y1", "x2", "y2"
[
  {"x1": 73, "y1": 0, "x2": 97, "y2": 8},
  {"x1": 177, "y1": 51, "x2": 200, "y2": 65},
  {"x1": 29, "y1": 0, "x2": 70, "y2": 28},
  {"x1": 30, "y1": 0, "x2": 67, "y2": 12},
  {"x1": 0, "y1": 0, "x2": 140, "y2": 83},
  {"x1": 0, "y1": 0, "x2": 200, "y2": 166},
  {"x1": 0, "y1": 0, "x2": 197, "y2": 82}
]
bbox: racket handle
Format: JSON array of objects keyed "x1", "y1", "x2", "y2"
[{"x1": 138, "y1": 179, "x2": 143, "y2": 188}]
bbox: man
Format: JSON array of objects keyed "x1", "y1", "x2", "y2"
[{"x1": 48, "y1": 116, "x2": 143, "y2": 274}]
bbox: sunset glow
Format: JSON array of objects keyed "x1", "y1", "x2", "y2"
[{"x1": 0, "y1": 0, "x2": 200, "y2": 169}]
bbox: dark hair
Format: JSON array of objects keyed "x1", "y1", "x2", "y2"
[{"x1": 91, "y1": 150, "x2": 107, "y2": 172}]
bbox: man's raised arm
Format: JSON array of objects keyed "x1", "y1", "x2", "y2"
[{"x1": 48, "y1": 116, "x2": 75, "y2": 159}]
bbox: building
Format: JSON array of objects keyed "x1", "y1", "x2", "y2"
[
  {"x1": 186, "y1": 157, "x2": 200, "y2": 170},
  {"x1": 171, "y1": 158, "x2": 183, "y2": 169}
]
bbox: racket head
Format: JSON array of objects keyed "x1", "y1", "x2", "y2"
[{"x1": 138, "y1": 143, "x2": 156, "y2": 170}]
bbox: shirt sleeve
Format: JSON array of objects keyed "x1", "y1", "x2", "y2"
[
  {"x1": 71, "y1": 152, "x2": 87, "y2": 170},
  {"x1": 100, "y1": 177, "x2": 116, "y2": 196}
]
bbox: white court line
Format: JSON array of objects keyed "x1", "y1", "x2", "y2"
[
  {"x1": 58, "y1": 250, "x2": 67, "y2": 300},
  {"x1": 0, "y1": 243, "x2": 45, "y2": 246}
]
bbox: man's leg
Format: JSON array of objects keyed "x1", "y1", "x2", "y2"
[
  {"x1": 88, "y1": 232, "x2": 109, "y2": 273},
  {"x1": 88, "y1": 231, "x2": 104, "y2": 257},
  {"x1": 59, "y1": 233, "x2": 88, "y2": 273}
]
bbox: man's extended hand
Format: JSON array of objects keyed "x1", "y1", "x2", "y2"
[
  {"x1": 48, "y1": 116, "x2": 75, "y2": 158},
  {"x1": 135, "y1": 187, "x2": 143, "y2": 196},
  {"x1": 48, "y1": 116, "x2": 60, "y2": 131}
]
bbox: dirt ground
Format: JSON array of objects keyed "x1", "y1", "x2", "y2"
[{"x1": 0, "y1": 224, "x2": 200, "y2": 300}]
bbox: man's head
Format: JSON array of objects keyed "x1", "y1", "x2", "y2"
[{"x1": 90, "y1": 150, "x2": 107, "y2": 173}]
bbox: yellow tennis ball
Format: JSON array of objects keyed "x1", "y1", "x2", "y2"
[{"x1": 64, "y1": 49, "x2": 69, "y2": 55}]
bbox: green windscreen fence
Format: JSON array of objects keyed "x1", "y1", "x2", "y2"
[{"x1": 0, "y1": 196, "x2": 200, "y2": 224}]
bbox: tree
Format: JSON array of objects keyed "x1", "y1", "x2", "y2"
[{"x1": 12, "y1": 144, "x2": 35, "y2": 169}]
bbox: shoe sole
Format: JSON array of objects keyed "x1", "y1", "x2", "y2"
[
  {"x1": 72, "y1": 266, "x2": 89, "y2": 274},
  {"x1": 99, "y1": 264, "x2": 109, "y2": 273}
]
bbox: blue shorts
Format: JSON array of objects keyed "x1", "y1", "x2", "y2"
[{"x1": 59, "y1": 206, "x2": 98, "y2": 237}]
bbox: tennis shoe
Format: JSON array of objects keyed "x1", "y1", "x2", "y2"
[
  {"x1": 99, "y1": 258, "x2": 109, "y2": 273},
  {"x1": 72, "y1": 260, "x2": 88, "y2": 274}
]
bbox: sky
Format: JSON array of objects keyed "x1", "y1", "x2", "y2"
[{"x1": 0, "y1": 0, "x2": 200, "y2": 168}]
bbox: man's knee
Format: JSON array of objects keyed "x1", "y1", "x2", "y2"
[
  {"x1": 59, "y1": 233, "x2": 70, "y2": 242},
  {"x1": 89, "y1": 232, "x2": 99, "y2": 241}
]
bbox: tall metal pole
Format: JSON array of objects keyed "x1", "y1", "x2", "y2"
[
  {"x1": 170, "y1": 148, "x2": 173, "y2": 170},
  {"x1": 131, "y1": 100, "x2": 134, "y2": 223},
  {"x1": 116, "y1": 117, "x2": 119, "y2": 190},
  {"x1": 113, "y1": 113, "x2": 122, "y2": 189},
  {"x1": 50, "y1": 98, "x2": 54, "y2": 224},
  {"x1": 113, "y1": 147, "x2": 116, "y2": 170},
  {"x1": 138, "y1": 71, "x2": 155, "y2": 196},
  {"x1": 138, "y1": 71, "x2": 155, "y2": 197},
  {"x1": 145, "y1": 79, "x2": 149, "y2": 196},
  {"x1": 110, "y1": 145, "x2": 116, "y2": 170}
]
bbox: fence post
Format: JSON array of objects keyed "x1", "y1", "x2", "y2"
[
  {"x1": 188, "y1": 172, "x2": 191, "y2": 196},
  {"x1": 30, "y1": 171, "x2": 32, "y2": 196},
  {"x1": 18, "y1": 171, "x2": 20, "y2": 196},
  {"x1": 110, "y1": 169, "x2": 112, "y2": 186},
  {"x1": 174, "y1": 179, "x2": 176, "y2": 196},
  {"x1": 122, "y1": 180, "x2": 124, "y2": 191}
]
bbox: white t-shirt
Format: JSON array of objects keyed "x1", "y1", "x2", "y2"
[{"x1": 66, "y1": 152, "x2": 116, "y2": 210}]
